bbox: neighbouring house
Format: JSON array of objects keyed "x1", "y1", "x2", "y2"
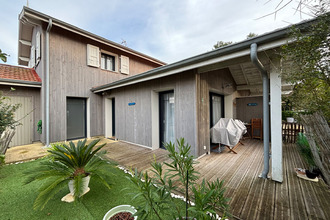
[
  {"x1": 0, "y1": 64, "x2": 41, "y2": 147},
  {"x1": 7, "y1": 6, "x2": 317, "y2": 182}
]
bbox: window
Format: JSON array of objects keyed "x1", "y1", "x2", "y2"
[{"x1": 101, "y1": 53, "x2": 116, "y2": 71}]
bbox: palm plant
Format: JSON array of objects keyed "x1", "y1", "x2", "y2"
[{"x1": 25, "y1": 139, "x2": 113, "y2": 210}]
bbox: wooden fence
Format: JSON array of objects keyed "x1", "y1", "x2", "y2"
[{"x1": 282, "y1": 122, "x2": 304, "y2": 143}]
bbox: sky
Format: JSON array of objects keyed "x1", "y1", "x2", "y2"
[{"x1": 0, "y1": 0, "x2": 314, "y2": 65}]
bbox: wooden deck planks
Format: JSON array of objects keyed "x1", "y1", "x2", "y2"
[
  {"x1": 286, "y1": 143, "x2": 309, "y2": 220},
  {"x1": 274, "y1": 146, "x2": 291, "y2": 220},
  {"x1": 103, "y1": 140, "x2": 330, "y2": 220}
]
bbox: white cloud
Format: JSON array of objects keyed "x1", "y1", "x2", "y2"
[{"x1": 0, "y1": 0, "x2": 313, "y2": 65}]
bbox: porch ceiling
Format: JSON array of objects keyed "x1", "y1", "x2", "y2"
[{"x1": 197, "y1": 53, "x2": 291, "y2": 96}]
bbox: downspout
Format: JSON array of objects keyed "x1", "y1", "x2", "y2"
[
  {"x1": 45, "y1": 19, "x2": 52, "y2": 147},
  {"x1": 250, "y1": 43, "x2": 270, "y2": 179}
]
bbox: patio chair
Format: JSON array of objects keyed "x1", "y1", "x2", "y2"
[{"x1": 251, "y1": 118, "x2": 262, "y2": 140}]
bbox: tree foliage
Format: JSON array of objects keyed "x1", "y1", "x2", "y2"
[
  {"x1": 213, "y1": 41, "x2": 232, "y2": 50},
  {"x1": 0, "y1": 49, "x2": 9, "y2": 63},
  {"x1": 281, "y1": 12, "x2": 330, "y2": 121},
  {"x1": 213, "y1": 33, "x2": 258, "y2": 50},
  {"x1": 246, "y1": 32, "x2": 258, "y2": 39},
  {"x1": 0, "y1": 92, "x2": 20, "y2": 136}
]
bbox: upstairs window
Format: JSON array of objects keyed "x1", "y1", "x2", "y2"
[{"x1": 101, "y1": 53, "x2": 116, "y2": 71}]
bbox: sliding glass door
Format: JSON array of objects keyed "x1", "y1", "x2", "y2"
[
  {"x1": 210, "y1": 93, "x2": 224, "y2": 127},
  {"x1": 159, "y1": 91, "x2": 175, "y2": 149}
]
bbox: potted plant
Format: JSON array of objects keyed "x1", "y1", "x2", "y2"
[
  {"x1": 25, "y1": 139, "x2": 113, "y2": 210},
  {"x1": 282, "y1": 110, "x2": 295, "y2": 123},
  {"x1": 127, "y1": 138, "x2": 229, "y2": 219},
  {"x1": 103, "y1": 205, "x2": 137, "y2": 220}
]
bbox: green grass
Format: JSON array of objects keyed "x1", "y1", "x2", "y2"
[{"x1": 0, "y1": 159, "x2": 185, "y2": 220}]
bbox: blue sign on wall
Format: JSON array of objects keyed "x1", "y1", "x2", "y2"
[
  {"x1": 247, "y1": 103, "x2": 258, "y2": 106},
  {"x1": 128, "y1": 102, "x2": 136, "y2": 106}
]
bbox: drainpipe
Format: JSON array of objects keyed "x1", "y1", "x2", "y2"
[
  {"x1": 250, "y1": 43, "x2": 270, "y2": 179},
  {"x1": 45, "y1": 19, "x2": 52, "y2": 147}
]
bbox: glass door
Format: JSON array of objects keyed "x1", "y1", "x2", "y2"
[
  {"x1": 159, "y1": 91, "x2": 175, "y2": 149},
  {"x1": 210, "y1": 93, "x2": 224, "y2": 128}
]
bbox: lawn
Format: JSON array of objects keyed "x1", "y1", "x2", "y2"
[{"x1": 0, "y1": 158, "x2": 184, "y2": 220}]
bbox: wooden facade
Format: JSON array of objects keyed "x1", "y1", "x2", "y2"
[
  {"x1": 18, "y1": 10, "x2": 164, "y2": 144},
  {"x1": 196, "y1": 68, "x2": 237, "y2": 156},
  {"x1": 0, "y1": 85, "x2": 41, "y2": 144},
  {"x1": 107, "y1": 70, "x2": 198, "y2": 155},
  {"x1": 105, "y1": 67, "x2": 239, "y2": 157}
]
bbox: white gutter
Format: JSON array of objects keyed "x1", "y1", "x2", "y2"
[{"x1": 45, "y1": 18, "x2": 52, "y2": 147}]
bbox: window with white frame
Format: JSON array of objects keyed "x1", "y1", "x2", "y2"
[{"x1": 101, "y1": 53, "x2": 116, "y2": 71}]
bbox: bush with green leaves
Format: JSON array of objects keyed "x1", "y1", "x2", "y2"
[
  {"x1": 0, "y1": 91, "x2": 20, "y2": 137},
  {"x1": 0, "y1": 89, "x2": 21, "y2": 162},
  {"x1": 127, "y1": 138, "x2": 229, "y2": 220},
  {"x1": 25, "y1": 139, "x2": 113, "y2": 210}
]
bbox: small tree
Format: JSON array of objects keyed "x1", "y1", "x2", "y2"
[
  {"x1": 281, "y1": 12, "x2": 329, "y2": 121},
  {"x1": 0, "y1": 50, "x2": 20, "y2": 164},
  {"x1": 0, "y1": 91, "x2": 20, "y2": 157},
  {"x1": 281, "y1": 8, "x2": 330, "y2": 184}
]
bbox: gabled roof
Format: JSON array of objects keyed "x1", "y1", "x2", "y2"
[
  {"x1": 18, "y1": 6, "x2": 166, "y2": 66},
  {"x1": 91, "y1": 16, "x2": 317, "y2": 94},
  {"x1": 0, "y1": 64, "x2": 41, "y2": 88}
]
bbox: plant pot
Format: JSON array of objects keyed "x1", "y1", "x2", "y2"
[
  {"x1": 68, "y1": 175, "x2": 91, "y2": 196},
  {"x1": 286, "y1": 117, "x2": 294, "y2": 123},
  {"x1": 103, "y1": 205, "x2": 137, "y2": 220},
  {"x1": 62, "y1": 175, "x2": 90, "y2": 203}
]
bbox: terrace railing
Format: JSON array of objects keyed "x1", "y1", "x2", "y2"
[{"x1": 282, "y1": 122, "x2": 304, "y2": 143}]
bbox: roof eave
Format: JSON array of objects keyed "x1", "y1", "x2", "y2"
[
  {"x1": 18, "y1": 6, "x2": 166, "y2": 66},
  {"x1": 91, "y1": 16, "x2": 318, "y2": 94},
  {"x1": 0, "y1": 78, "x2": 42, "y2": 88}
]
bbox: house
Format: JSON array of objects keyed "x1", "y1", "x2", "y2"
[
  {"x1": 10, "y1": 6, "x2": 317, "y2": 183},
  {"x1": 90, "y1": 18, "x2": 316, "y2": 183},
  {"x1": 0, "y1": 64, "x2": 41, "y2": 147},
  {"x1": 16, "y1": 6, "x2": 165, "y2": 147}
]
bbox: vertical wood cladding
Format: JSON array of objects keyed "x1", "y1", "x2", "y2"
[
  {"x1": 0, "y1": 85, "x2": 41, "y2": 143},
  {"x1": 236, "y1": 96, "x2": 263, "y2": 123},
  {"x1": 48, "y1": 27, "x2": 162, "y2": 142},
  {"x1": 108, "y1": 70, "x2": 197, "y2": 156},
  {"x1": 196, "y1": 68, "x2": 236, "y2": 156}
]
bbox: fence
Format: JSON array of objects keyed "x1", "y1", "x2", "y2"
[{"x1": 282, "y1": 122, "x2": 304, "y2": 143}]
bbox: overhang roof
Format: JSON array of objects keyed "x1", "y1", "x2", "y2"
[
  {"x1": 0, "y1": 64, "x2": 41, "y2": 88},
  {"x1": 18, "y1": 6, "x2": 166, "y2": 66},
  {"x1": 91, "y1": 17, "x2": 316, "y2": 94}
]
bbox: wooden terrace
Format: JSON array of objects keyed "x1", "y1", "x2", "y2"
[{"x1": 103, "y1": 139, "x2": 330, "y2": 220}]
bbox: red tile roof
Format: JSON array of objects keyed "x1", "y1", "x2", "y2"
[{"x1": 0, "y1": 64, "x2": 41, "y2": 83}]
